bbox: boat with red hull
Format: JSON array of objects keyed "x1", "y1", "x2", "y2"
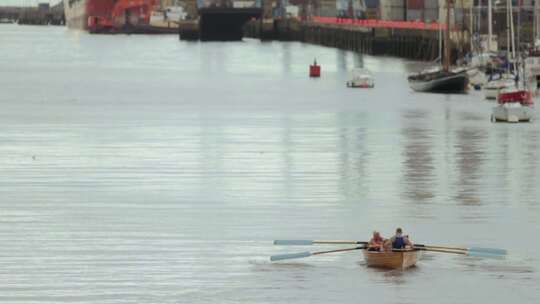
[
  {"x1": 64, "y1": 0, "x2": 177, "y2": 33},
  {"x1": 492, "y1": 89, "x2": 535, "y2": 122}
]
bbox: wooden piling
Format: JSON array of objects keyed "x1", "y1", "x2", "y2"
[{"x1": 243, "y1": 19, "x2": 445, "y2": 62}]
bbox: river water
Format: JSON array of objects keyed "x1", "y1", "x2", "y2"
[{"x1": 1, "y1": 24, "x2": 539, "y2": 303}]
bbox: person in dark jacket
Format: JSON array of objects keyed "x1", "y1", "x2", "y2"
[{"x1": 390, "y1": 228, "x2": 412, "y2": 249}]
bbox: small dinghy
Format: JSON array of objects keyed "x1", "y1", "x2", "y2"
[{"x1": 346, "y1": 68, "x2": 374, "y2": 88}]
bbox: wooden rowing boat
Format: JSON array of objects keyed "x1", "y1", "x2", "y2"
[{"x1": 362, "y1": 249, "x2": 420, "y2": 269}]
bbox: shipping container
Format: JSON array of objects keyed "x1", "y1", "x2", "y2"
[
  {"x1": 335, "y1": 0, "x2": 366, "y2": 17},
  {"x1": 424, "y1": 0, "x2": 439, "y2": 9},
  {"x1": 365, "y1": 7, "x2": 379, "y2": 18},
  {"x1": 336, "y1": 0, "x2": 347, "y2": 11},
  {"x1": 391, "y1": 7, "x2": 405, "y2": 20},
  {"x1": 424, "y1": 7, "x2": 439, "y2": 22},
  {"x1": 453, "y1": 0, "x2": 472, "y2": 9},
  {"x1": 381, "y1": 5, "x2": 406, "y2": 20},
  {"x1": 407, "y1": 0, "x2": 423, "y2": 10},
  {"x1": 392, "y1": 0, "x2": 406, "y2": 6},
  {"x1": 407, "y1": 9, "x2": 423, "y2": 21},
  {"x1": 319, "y1": 0, "x2": 337, "y2": 16},
  {"x1": 381, "y1": 0, "x2": 405, "y2": 8},
  {"x1": 454, "y1": 8, "x2": 468, "y2": 26},
  {"x1": 365, "y1": 0, "x2": 380, "y2": 9},
  {"x1": 353, "y1": 0, "x2": 365, "y2": 11},
  {"x1": 319, "y1": 6, "x2": 337, "y2": 17}
]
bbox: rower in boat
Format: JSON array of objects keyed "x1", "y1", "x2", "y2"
[
  {"x1": 367, "y1": 231, "x2": 385, "y2": 251},
  {"x1": 390, "y1": 227, "x2": 413, "y2": 250}
]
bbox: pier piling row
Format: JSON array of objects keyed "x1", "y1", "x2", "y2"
[{"x1": 244, "y1": 19, "x2": 442, "y2": 61}]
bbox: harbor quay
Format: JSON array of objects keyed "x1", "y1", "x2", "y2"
[
  {"x1": 179, "y1": 0, "x2": 539, "y2": 61},
  {"x1": 0, "y1": 2, "x2": 65, "y2": 25}
]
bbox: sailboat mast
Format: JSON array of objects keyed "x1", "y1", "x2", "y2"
[
  {"x1": 443, "y1": 0, "x2": 451, "y2": 71},
  {"x1": 509, "y1": 0, "x2": 516, "y2": 69},
  {"x1": 534, "y1": 1, "x2": 540, "y2": 42},
  {"x1": 535, "y1": 0, "x2": 537, "y2": 44},
  {"x1": 488, "y1": 0, "x2": 492, "y2": 52},
  {"x1": 506, "y1": 0, "x2": 510, "y2": 75},
  {"x1": 470, "y1": 4, "x2": 473, "y2": 52},
  {"x1": 439, "y1": 23, "x2": 443, "y2": 64},
  {"x1": 517, "y1": 0, "x2": 521, "y2": 52}
]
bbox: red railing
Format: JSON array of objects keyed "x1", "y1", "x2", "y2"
[{"x1": 312, "y1": 16, "x2": 445, "y2": 31}]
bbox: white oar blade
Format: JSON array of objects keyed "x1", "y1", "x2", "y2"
[
  {"x1": 467, "y1": 250, "x2": 505, "y2": 259},
  {"x1": 270, "y1": 251, "x2": 311, "y2": 261},
  {"x1": 469, "y1": 247, "x2": 507, "y2": 256},
  {"x1": 273, "y1": 240, "x2": 314, "y2": 246}
]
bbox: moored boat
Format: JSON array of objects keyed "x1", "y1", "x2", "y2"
[
  {"x1": 525, "y1": 48, "x2": 540, "y2": 95},
  {"x1": 484, "y1": 75, "x2": 515, "y2": 99},
  {"x1": 64, "y1": 0, "x2": 185, "y2": 33},
  {"x1": 347, "y1": 68, "x2": 374, "y2": 88},
  {"x1": 408, "y1": 68, "x2": 468, "y2": 93},
  {"x1": 407, "y1": 0, "x2": 468, "y2": 93},
  {"x1": 362, "y1": 249, "x2": 420, "y2": 269},
  {"x1": 492, "y1": 89, "x2": 534, "y2": 122}
]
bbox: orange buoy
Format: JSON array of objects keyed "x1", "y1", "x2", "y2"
[{"x1": 309, "y1": 59, "x2": 320, "y2": 77}]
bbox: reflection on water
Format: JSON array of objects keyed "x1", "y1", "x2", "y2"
[
  {"x1": 336, "y1": 112, "x2": 368, "y2": 200},
  {"x1": 453, "y1": 127, "x2": 487, "y2": 205},
  {"x1": 401, "y1": 110, "x2": 435, "y2": 202},
  {"x1": 1, "y1": 25, "x2": 540, "y2": 303}
]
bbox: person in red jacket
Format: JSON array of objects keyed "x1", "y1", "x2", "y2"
[{"x1": 367, "y1": 231, "x2": 385, "y2": 251}]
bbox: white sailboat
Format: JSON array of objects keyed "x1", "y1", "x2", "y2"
[
  {"x1": 484, "y1": 0, "x2": 516, "y2": 99},
  {"x1": 492, "y1": 0, "x2": 534, "y2": 123}
]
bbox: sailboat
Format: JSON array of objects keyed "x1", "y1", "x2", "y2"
[
  {"x1": 483, "y1": 0, "x2": 517, "y2": 99},
  {"x1": 407, "y1": 0, "x2": 468, "y2": 93},
  {"x1": 468, "y1": 0, "x2": 499, "y2": 89},
  {"x1": 524, "y1": 0, "x2": 540, "y2": 95},
  {"x1": 492, "y1": 0, "x2": 534, "y2": 122}
]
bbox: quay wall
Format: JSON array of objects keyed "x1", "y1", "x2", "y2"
[{"x1": 244, "y1": 19, "x2": 451, "y2": 62}]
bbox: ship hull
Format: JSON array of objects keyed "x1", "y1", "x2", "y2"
[
  {"x1": 64, "y1": 0, "x2": 181, "y2": 33},
  {"x1": 408, "y1": 70, "x2": 469, "y2": 93},
  {"x1": 63, "y1": 0, "x2": 89, "y2": 30},
  {"x1": 492, "y1": 104, "x2": 534, "y2": 122},
  {"x1": 64, "y1": 0, "x2": 116, "y2": 31}
]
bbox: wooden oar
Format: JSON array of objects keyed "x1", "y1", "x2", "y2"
[
  {"x1": 270, "y1": 246, "x2": 366, "y2": 262},
  {"x1": 273, "y1": 240, "x2": 506, "y2": 257},
  {"x1": 414, "y1": 246, "x2": 505, "y2": 259},
  {"x1": 414, "y1": 244, "x2": 507, "y2": 256},
  {"x1": 274, "y1": 240, "x2": 368, "y2": 246}
]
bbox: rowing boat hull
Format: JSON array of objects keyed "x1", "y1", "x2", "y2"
[{"x1": 362, "y1": 250, "x2": 419, "y2": 269}]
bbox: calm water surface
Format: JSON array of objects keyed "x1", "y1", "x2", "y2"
[{"x1": 1, "y1": 25, "x2": 539, "y2": 303}]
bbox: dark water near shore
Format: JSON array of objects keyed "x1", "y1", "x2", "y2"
[{"x1": 1, "y1": 24, "x2": 539, "y2": 303}]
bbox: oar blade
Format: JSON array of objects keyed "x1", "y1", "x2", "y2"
[
  {"x1": 467, "y1": 250, "x2": 506, "y2": 259},
  {"x1": 270, "y1": 251, "x2": 312, "y2": 262},
  {"x1": 273, "y1": 240, "x2": 314, "y2": 246},
  {"x1": 468, "y1": 247, "x2": 507, "y2": 256}
]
